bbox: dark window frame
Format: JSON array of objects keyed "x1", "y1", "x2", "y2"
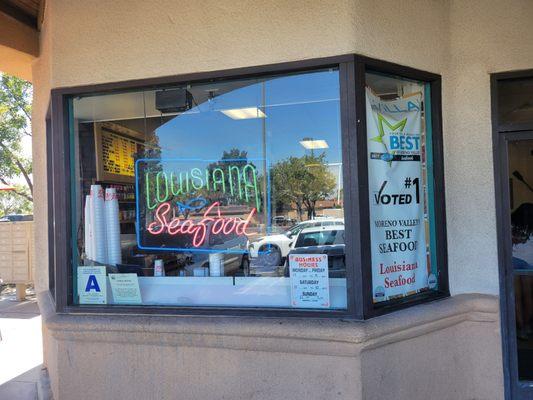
[
  {"x1": 48, "y1": 54, "x2": 448, "y2": 319},
  {"x1": 354, "y1": 56, "x2": 449, "y2": 317},
  {"x1": 46, "y1": 104, "x2": 55, "y2": 301}
]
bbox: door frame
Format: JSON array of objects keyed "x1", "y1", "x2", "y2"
[{"x1": 492, "y1": 69, "x2": 533, "y2": 400}]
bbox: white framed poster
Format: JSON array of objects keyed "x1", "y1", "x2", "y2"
[
  {"x1": 288, "y1": 254, "x2": 330, "y2": 308},
  {"x1": 366, "y1": 86, "x2": 429, "y2": 303}
]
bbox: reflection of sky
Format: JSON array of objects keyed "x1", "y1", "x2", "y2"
[{"x1": 154, "y1": 69, "x2": 341, "y2": 166}]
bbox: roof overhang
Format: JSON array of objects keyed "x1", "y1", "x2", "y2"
[{"x1": 0, "y1": 2, "x2": 41, "y2": 81}]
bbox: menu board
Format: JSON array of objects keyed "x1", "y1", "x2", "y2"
[
  {"x1": 95, "y1": 122, "x2": 143, "y2": 183},
  {"x1": 101, "y1": 129, "x2": 137, "y2": 177}
]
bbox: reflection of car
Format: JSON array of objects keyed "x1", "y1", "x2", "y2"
[
  {"x1": 272, "y1": 216, "x2": 296, "y2": 226},
  {"x1": 284, "y1": 225, "x2": 345, "y2": 278},
  {"x1": 248, "y1": 218, "x2": 344, "y2": 265},
  {"x1": 0, "y1": 214, "x2": 33, "y2": 222},
  {"x1": 292, "y1": 225, "x2": 345, "y2": 248},
  {"x1": 184, "y1": 228, "x2": 249, "y2": 277}
]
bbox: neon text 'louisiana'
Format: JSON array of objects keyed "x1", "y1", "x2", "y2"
[
  {"x1": 144, "y1": 163, "x2": 261, "y2": 211},
  {"x1": 147, "y1": 201, "x2": 256, "y2": 247}
]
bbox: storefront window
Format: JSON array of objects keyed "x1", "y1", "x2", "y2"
[
  {"x1": 365, "y1": 72, "x2": 439, "y2": 304},
  {"x1": 70, "y1": 68, "x2": 348, "y2": 309},
  {"x1": 50, "y1": 55, "x2": 447, "y2": 317}
]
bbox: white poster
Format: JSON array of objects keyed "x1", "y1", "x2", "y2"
[
  {"x1": 78, "y1": 266, "x2": 107, "y2": 304},
  {"x1": 366, "y1": 87, "x2": 429, "y2": 302},
  {"x1": 109, "y1": 273, "x2": 142, "y2": 304},
  {"x1": 289, "y1": 254, "x2": 330, "y2": 308}
]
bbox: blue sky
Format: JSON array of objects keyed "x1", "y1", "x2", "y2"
[{"x1": 155, "y1": 69, "x2": 342, "y2": 168}]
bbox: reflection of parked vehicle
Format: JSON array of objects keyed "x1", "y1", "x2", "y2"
[
  {"x1": 292, "y1": 225, "x2": 345, "y2": 248},
  {"x1": 272, "y1": 216, "x2": 296, "y2": 226},
  {"x1": 248, "y1": 218, "x2": 344, "y2": 266},
  {"x1": 0, "y1": 214, "x2": 33, "y2": 222},
  {"x1": 284, "y1": 225, "x2": 346, "y2": 278},
  {"x1": 184, "y1": 227, "x2": 249, "y2": 277}
]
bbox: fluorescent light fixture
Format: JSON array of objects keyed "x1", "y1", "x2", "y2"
[
  {"x1": 221, "y1": 107, "x2": 266, "y2": 120},
  {"x1": 300, "y1": 139, "x2": 329, "y2": 150}
]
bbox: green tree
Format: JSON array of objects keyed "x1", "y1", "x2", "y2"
[
  {"x1": 271, "y1": 153, "x2": 336, "y2": 220},
  {"x1": 0, "y1": 74, "x2": 33, "y2": 208},
  {"x1": 0, "y1": 185, "x2": 32, "y2": 216}
]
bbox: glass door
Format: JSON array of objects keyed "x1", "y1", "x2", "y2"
[
  {"x1": 508, "y1": 136, "x2": 533, "y2": 382},
  {"x1": 499, "y1": 131, "x2": 533, "y2": 399}
]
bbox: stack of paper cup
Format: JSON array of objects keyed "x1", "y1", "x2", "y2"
[
  {"x1": 84, "y1": 195, "x2": 93, "y2": 260},
  {"x1": 90, "y1": 185, "x2": 107, "y2": 264},
  {"x1": 105, "y1": 188, "x2": 122, "y2": 266},
  {"x1": 209, "y1": 253, "x2": 223, "y2": 277}
]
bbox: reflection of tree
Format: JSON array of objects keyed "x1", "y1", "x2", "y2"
[
  {"x1": 271, "y1": 153, "x2": 336, "y2": 220},
  {"x1": 138, "y1": 133, "x2": 162, "y2": 223},
  {"x1": 207, "y1": 148, "x2": 258, "y2": 208},
  {"x1": 207, "y1": 148, "x2": 248, "y2": 199}
]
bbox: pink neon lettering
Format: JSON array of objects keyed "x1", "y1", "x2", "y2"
[
  {"x1": 148, "y1": 202, "x2": 171, "y2": 235},
  {"x1": 147, "y1": 201, "x2": 256, "y2": 247}
]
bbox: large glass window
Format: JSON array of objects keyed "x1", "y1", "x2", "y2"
[
  {"x1": 70, "y1": 68, "x2": 348, "y2": 310},
  {"x1": 51, "y1": 55, "x2": 447, "y2": 317}
]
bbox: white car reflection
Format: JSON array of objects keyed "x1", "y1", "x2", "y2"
[
  {"x1": 283, "y1": 224, "x2": 346, "y2": 278},
  {"x1": 248, "y1": 218, "x2": 344, "y2": 266}
]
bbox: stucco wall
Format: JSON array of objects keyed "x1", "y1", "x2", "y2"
[
  {"x1": 46, "y1": 0, "x2": 448, "y2": 87},
  {"x1": 39, "y1": 292, "x2": 502, "y2": 400},
  {"x1": 444, "y1": 0, "x2": 533, "y2": 295}
]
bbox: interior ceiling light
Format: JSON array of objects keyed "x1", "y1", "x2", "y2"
[
  {"x1": 221, "y1": 107, "x2": 266, "y2": 120},
  {"x1": 300, "y1": 139, "x2": 329, "y2": 150}
]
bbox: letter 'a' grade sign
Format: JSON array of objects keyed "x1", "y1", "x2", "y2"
[
  {"x1": 366, "y1": 87, "x2": 432, "y2": 303},
  {"x1": 135, "y1": 158, "x2": 269, "y2": 253},
  {"x1": 78, "y1": 266, "x2": 107, "y2": 304}
]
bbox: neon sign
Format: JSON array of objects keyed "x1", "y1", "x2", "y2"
[
  {"x1": 144, "y1": 163, "x2": 261, "y2": 211},
  {"x1": 135, "y1": 158, "x2": 270, "y2": 253}
]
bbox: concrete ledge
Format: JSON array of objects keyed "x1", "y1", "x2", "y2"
[{"x1": 38, "y1": 291, "x2": 498, "y2": 357}]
